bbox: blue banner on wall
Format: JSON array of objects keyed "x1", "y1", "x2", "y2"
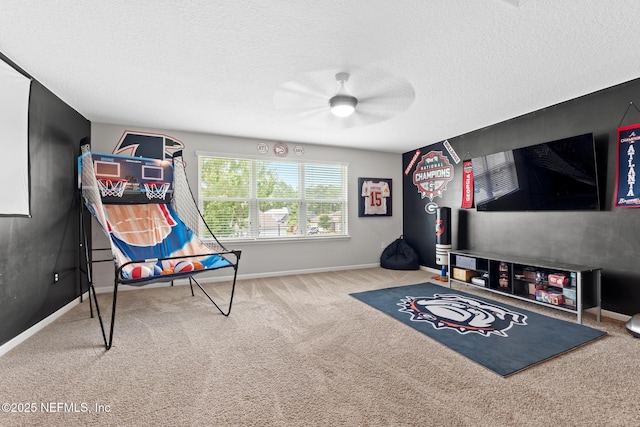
[{"x1": 615, "y1": 124, "x2": 640, "y2": 208}]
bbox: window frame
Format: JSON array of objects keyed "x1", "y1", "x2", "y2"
[{"x1": 196, "y1": 151, "x2": 349, "y2": 243}]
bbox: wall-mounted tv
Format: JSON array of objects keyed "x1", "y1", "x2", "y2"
[{"x1": 471, "y1": 133, "x2": 600, "y2": 211}]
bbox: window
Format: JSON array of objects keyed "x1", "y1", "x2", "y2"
[{"x1": 198, "y1": 154, "x2": 348, "y2": 241}]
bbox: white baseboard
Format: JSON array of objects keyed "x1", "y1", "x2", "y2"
[
  {"x1": 589, "y1": 308, "x2": 631, "y2": 322},
  {"x1": 220, "y1": 263, "x2": 380, "y2": 281},
  {"x1": 0, "y1": 292, "x2": 89, "y2": 357},
  {"x1": 93, "y1": 263, "x2": 380, "y2": 294},
  {"x1": 4, "y1": 264, "x2": 630, "y2": 357},
  {"x1": 421, "y1": 265, "x2": 442, "y2": 275}
]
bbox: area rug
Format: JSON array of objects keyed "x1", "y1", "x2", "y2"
[{"x1": 350, "y1": 282, "x2": 606, "y2": 377}]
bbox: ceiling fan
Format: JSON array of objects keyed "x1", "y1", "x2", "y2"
[
  {"x1": 328, "y1": 72, "x2": 358, "y2": 117},
  {"x1": 273, "y1": 68, "x2": 415, "y2": 129}
]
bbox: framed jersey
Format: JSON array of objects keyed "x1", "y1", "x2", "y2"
[{"x1": 359, "y1": 177, "x2": 392, "y2": 217}]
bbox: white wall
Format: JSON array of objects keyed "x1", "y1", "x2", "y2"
[{"x1": 90, "y1": 122, "x2": 403, "y2": 289}]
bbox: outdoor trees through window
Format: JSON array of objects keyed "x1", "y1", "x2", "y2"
[{"x1": 198, "y1": 154, "x2": 348, "y2": 240}]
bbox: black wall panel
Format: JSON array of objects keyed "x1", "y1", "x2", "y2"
[
  {"x1": 0, "y1": 53, "x2": 90, "y2": 346},
  {"x1": 403, "y1": 77, "x2": 640, "y2": 316},
  {"x1": 402, "y1": 142, "x2": 448, "y2": 268}
]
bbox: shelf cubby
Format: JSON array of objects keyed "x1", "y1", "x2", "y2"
[{"x1": 447, "y1": 250, "x2": 601, "y2": 324}]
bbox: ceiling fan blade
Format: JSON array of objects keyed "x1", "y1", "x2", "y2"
[
  {"x1": 273, "y1": 75, "x2": 336, "y2": 114},
  {"x1": 287, "y1": 105, "x2": 328, "y2": 119},
  {"x1": 354, "y1": 75, "x2": 415, "y2": 114},
  {"x1": 273, "y1": 67, "x2": 415, "y2": 129},
  {"x1": 357, "y1": 91, "x2": 415, "y2": 116},
  {"x1": 276, "y1": 80, "x2": 329, "y2": 100},
  {"x1": 273, "y1": 89, "x2": 327, "y2": 113},
  {"x1": 356, "y1": 107, "x2": 394, "y2": 120},
  {"x1": 292, "y1": 110, "x2": 352, "y2": 129},
  {"x1": 289, "y1": 109, "x2": 389, "y2": 129}
]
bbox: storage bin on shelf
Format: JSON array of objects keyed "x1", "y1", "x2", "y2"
[
  {"x1": 548, "y1": 273, "x2": 569, "y2": 287},
  {"x1": 562, "y1": 287, "x2": 577, "y2": 307},
  {"x1": 452, "y1": 267, "x2": 479, "y2": 282}
]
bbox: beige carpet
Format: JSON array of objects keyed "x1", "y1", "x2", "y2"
[{"x1": 0, "y1": 268, "x2": 638, "y2": 426}]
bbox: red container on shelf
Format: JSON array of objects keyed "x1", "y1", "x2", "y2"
[
  {"x1": 547, "y1": 290, "x2": 565, "y2": 305},
  {"x1": 535, "y1": 289, "x2": 549, "y2": 303},
  {"x1": 548, "y1": 274, "x2": 569, "y2": 287}
]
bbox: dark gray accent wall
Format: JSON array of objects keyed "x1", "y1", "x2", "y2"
[
  {"x1": 403, "y1": 77, "x2": 640, "y2": 316},
  {"x1": 0, "y1": 53, "x2": 90, "y2": 347}
]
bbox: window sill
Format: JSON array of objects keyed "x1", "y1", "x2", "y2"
[{"x1": 211, "y1": 235, "x2": 351, "y2": 245}]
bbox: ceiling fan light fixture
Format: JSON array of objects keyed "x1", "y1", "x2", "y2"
[
  {"x1": 329, "y1": 94, "x2": 358, "y2": 117},
  {"x1": 329, "y1": 72, "x2": 358, "y2": 117}
]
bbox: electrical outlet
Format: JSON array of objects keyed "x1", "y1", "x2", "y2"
[{"x1": 53, "y1": 273, "x2": 59, "y2": 283}]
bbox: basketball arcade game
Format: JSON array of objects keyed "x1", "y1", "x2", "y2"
[{"x1": 79, "y1": 145, "x2": 241, "y2": 350}]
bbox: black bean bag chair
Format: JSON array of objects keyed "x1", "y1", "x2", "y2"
[{"x1": 380, "y1": 237, "x2": 420, "y2": 270}]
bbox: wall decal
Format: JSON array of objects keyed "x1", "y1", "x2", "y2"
[
  {"x1": 443, "y1": 139, "x2": 461, "y2": 164},
  {"x1": 274, "y1": 142, "x2": 288, "y2": 157},
  {"x1": 404, "y1": 149, "x2": 421, "y2": 176},
  {"x1": 412, "y1": 151, "x2": 454, "y2": 201},
  {"x1": 257, "y1": 142, "x2": 269, "y2": 154},
  {"x1": 113, "y1": 130, "x2": 184, "y2": 160}
]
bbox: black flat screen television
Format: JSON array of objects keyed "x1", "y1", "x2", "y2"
[{"x1": 471, "y1": 133, "x2": 600, "y2": 211}]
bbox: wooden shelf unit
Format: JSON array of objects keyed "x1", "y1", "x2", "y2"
[{"x1": 447, "y1": 250, "x2": 601, "y2": 324}]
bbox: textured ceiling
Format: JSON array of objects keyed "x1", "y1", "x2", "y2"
[{"x1": 1, "y1": 0, "x2": 639, "y2": 153}]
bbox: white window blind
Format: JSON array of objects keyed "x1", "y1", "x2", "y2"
[{"x1": 198, "y1": 154, "x2": 348, "y2": 240}]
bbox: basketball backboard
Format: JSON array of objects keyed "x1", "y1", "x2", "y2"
[{"x1": 92, "y1": 153, "x2": 173, "y2": 204}]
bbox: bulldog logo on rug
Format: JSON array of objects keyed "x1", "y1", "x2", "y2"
[{"x1": 398, "y1": 293, "x2": 527, "y2": 337}]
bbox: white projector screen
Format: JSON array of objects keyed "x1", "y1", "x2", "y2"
[{"x1": 0, "y1": 58, "x2": 31, "y2": 216}]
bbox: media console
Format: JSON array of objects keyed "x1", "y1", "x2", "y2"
[{"x1": 447, "y1": 250, "x2": 601, "y2": 324}]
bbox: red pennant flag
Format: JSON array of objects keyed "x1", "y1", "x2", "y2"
[{"x1": 461, "y1": 160, "x2": 474, "y2": 209}]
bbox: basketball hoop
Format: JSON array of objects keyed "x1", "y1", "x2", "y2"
[
  {"x1": 144, "y1": 182, "x2": 170, "y2": 200},
  {"x1": 97, "y1": 178, "x2": 127, "y2": 198}
]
